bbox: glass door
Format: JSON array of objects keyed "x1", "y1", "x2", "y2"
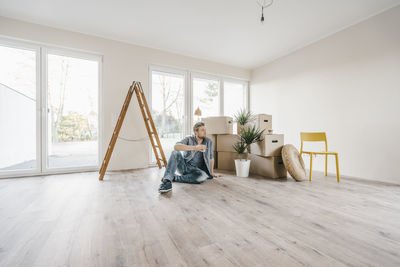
[
  {"x1": 44, "y1": 50, "x2": 100, "y2": 170},
  {"x1": 0, "y1": 38, "x2": 102, "y2": 178},
  {"x1": 150, "y1": 69, "x2": 186, "y2": 162},
  {"x1": 0, "y1": 41, "x2": 40, "y2": 177}
]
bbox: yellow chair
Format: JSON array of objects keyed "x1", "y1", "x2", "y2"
[{"x1": 300, "y1": 132, "x2": 340, "y2": 182}]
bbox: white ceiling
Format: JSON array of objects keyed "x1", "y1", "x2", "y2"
[{"x1": 1, "y1": 0, "x2": 399, "y2": 69}]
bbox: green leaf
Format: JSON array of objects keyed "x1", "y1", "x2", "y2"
[
  {"x1": 239, "y1": 124, "x2": 265, "y2": 146},
  {"x1": 232, "y1": 140, "x2": 247, "y2": 155},
  {"x1": 233, "y1": 108, "x2": 255, "y2": 126}
]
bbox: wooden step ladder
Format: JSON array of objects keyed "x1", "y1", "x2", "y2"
[{"x1": 99, "y1": 81, "x2": 167, "y2": 180}]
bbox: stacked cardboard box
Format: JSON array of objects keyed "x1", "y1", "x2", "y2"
[
  {"x1": 250, "y1": 114, "x2": 273, "y2": 133},
  {"x1": 202, "y1": 116, "x2": 234, "y2": 170},
  {"x1": 218, "y1": 151, "x2": 248, "y2": 171},
  {"x1": 201, "y1": 116, "x2": 234, "y2": 171},
  {"x1": 217, "y1": 134, "x2": 240, "y2": 152},
  {"x1": 248, "y1": 153, "x2": 286, "y2": 178},
  {"x1": 249, "y1": 134, "x2": 284, "y2": 157},
  {"x1": 216, "y1": 134, "x2": 242, "y2": 171},
  {"x1": 203, "y1": 114, "x2": 287, "y2": 178},
  {"x1": 249, "y1": 115, "x2": 286, "y2": 178},
  {"x1": 202, "y1": 116, "x2": 233, "y2": 134}
]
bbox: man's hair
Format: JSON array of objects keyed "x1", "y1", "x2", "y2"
[{"x1": 193, "y1": 121, "x2": 205, "y2": 133}]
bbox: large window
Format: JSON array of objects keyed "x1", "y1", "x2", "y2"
[
  {"x1": 192, "y1": 75, "x2": 220, "y2": 120},
  {"x1": 0, "y1": 38, "x2": 101, "y2": 178},
  {"x1": 149, "y1": 66, "x2": 248, "y2": 164},
  {"x1": 150, "y1": 69, "x2": 186, "y2": 161},
  {"x1": 223, "y1": 80, "x2": 248, "y2": 118}
]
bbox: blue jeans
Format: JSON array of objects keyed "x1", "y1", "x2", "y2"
[{"x1": 162, "y1": 150, "x2": 211, "y2": 184}]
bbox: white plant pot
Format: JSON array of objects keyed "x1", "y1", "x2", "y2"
[{"x1": 234, "y1": 159, "x2": 251, "y2": 177}]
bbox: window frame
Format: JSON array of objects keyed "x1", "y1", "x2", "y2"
[
  {"x1": 191, "y1": 71, "x2": 222, "y2": 120},
  {"x1": 148, "y1": 64, "x2": 249, "y2": 165},
  {"x1": 0, "y1": 37, "x2": 41, "y2": 178},
  {"x1": 42, "y1": 46, "x2": 103, "y2": 173},
  {"x1": 0, "y1": 36, "x2": 103, "y2": 179},
  {"x1": 148, "y1": 65, "x2": 189, "y2": 166},
  {"x1": 222, "y1": 77, "x2": 249, "y2": 117}
]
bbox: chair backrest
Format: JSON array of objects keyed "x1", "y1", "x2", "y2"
[{"x1": 300, "y1": 132, "x2": 327, "y2": 152}]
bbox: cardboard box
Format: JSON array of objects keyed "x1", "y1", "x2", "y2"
[
  {"x1": 250, "y1": 134, "x2": 284, "y2": 157},
  {"x1": 248, "y1": 154, "x2": 287, "y2": 179},
  {"x1": 251, "y1": 114, "x2": 272, "y2": 132},
  {"x1": 213, "y1": 151, "x2": 218, "y2": 169},
  {"x1": 206, "y1": 134, "x2": 217, "y2": 148},
  {"x1": 217, "y1": 151, "x2": 248, "y2": 171},
  {"x1": 216, "y1": 134, "x2": 241, "y2": 152},
  {"x1": 202, "y1": 116, "x2": 233, "y2": 134},
  {"x1": 237, "y1": 124, "x2": 251, "y2": 135}
]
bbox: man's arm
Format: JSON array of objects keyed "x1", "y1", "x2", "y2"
[
  {"x1": 209, "y1": 140, "x2": 222, "y2": 178},
  {"x1": 174, "y1": 136, "x2": 205, "y2": 151},
  {"x1": 174, "y1": 143, "x2": 196, "y2": 151},
  {"x1": 209, "y1": 158, "x2": 222, "y2": 177}
]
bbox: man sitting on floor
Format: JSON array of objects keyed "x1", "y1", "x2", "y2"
[{"x1": 158, "y1": 121, "x2": 222, "y2": 193}]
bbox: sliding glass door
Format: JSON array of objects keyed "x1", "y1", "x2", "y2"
[
  {"x1": 45, "y1": 51, "x2": 100, "y2": 169},
  {"x1": 0, "y1": 42, "x2": 39, "y2": 175},
  {"x1": 0, "y1": 38, "x2": 101, "y2": 178}
]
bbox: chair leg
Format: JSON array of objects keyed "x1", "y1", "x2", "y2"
[
  {"x1": 325, "y1": 154, "x2": 328, "y2": 176},
  {"x1": 335, "y1": 154, "x2": 340, "y2": 182},
  {"x1": 309, "y1": 154, "x2": 313, "y2": 181}
]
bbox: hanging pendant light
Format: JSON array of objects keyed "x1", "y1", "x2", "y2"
[
  {"x1": 194, "y1": 106, "x2": 202, "y2": 122},
  {"x1": 257, "y1": 0, "x2": 274, "y2": 23}
]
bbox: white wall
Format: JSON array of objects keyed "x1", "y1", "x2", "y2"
[
  {"x1": 251, "y1": 6, "x2": 400, "y2": 184},
  {"x1": 0, "y1": 16, "x2": 250, "y2": 171}
]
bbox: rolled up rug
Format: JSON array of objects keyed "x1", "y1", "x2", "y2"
[{"x1": 282, "y1": 144, "x2": 306, "y2": 181}]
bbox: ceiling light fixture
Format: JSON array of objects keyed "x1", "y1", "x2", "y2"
[{"x1": 257, "y1": 0, "x2": 274, "y2": 23}]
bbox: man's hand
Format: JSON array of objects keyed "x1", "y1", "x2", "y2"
[
  {"x1": 211, "y1": 172, "x2": 222, "y2": 178},
  {"x1": 194, "y1": 144, "x2": 206, "y2": 152}
]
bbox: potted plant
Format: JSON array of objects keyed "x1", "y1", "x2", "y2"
[
  {"x1": 234, "y1": 108, "x2": 255, "y2": 135},
  {"x1": 233, "y1": 140, "x2": 250, "y2": 177},
  {"x1": 232, "y1": 125, "x2": 265, "y2": 177}
]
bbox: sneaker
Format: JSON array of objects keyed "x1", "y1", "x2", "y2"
[{"x1": 158, "y1": 179, "x2": 172, "y2": 193}]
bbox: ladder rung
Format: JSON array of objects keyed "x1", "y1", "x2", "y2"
[{"x1": 99, "y1": 81, "x2": 167, "y2": 180}]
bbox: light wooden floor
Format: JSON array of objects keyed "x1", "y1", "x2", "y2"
[{"x1": 0, "y1": 168, "x2": 399, "y2": 267}]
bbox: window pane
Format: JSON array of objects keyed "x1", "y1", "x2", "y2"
[
  {"x1": 47, "y1": 53, "x2": 99, "y2": 168},
  {"x1": 151, "y1": 70, "x2": 185, "y2": 162},
  {"x1": 0, "y1": 45, "x2": 37, "y2": 171},
  {"x1": 224, "y1": 81, "x2": 247, "y2": 117},
  {"x1": 192, "y1": 77, "x2": 220, "y2": 121}
]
